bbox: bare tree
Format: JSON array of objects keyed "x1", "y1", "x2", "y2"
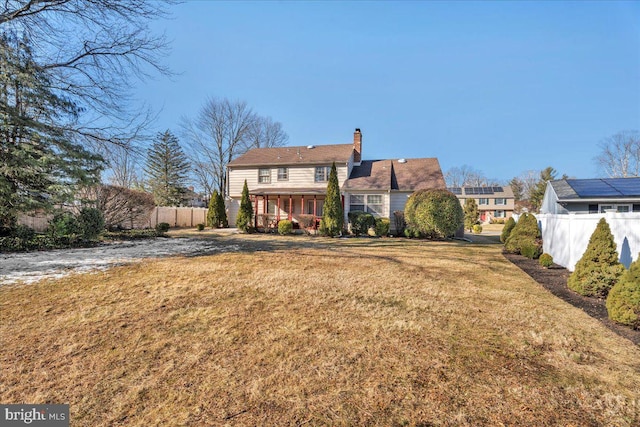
[
  {"x1": 181, "y1": 98, "x2": 289, "y2": 197},
  {"x1": 595, "y1": 131, "x2": 640, "y2": 178},
  {"x1": 102, "y1": 144, "x2": 144, "y2": 188},
  {"x1": 445, "y1": 165, "x2": 488, "y2": 188},
  {"x1": 1, "y1": 0, "x2": 174, "y2": 149}
]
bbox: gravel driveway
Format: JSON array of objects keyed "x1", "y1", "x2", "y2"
[{"x1": 0, "y1": 238, "x2": 240, "y2": 285}]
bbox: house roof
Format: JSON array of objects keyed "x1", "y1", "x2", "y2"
[
  {"x1": 447, "y1": 186, "x2": 515, "y2": 198},
  {"x1": 550, "y1": 177, "x2": 640, "y2": 201},
  {"x1": 343, "y1": 158, "x2": 445, "y2": 191},
  {"x1": 228, "y1": 144, "x2": 354, "y2": 167}
]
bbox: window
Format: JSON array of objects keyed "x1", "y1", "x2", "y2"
[
  {"x1": 494, "y1": 210, "x2": 505, "y2": 218},
  {"x1": 367, "y1": 195, "x2": 384, "y2": 215},
  {"x1": 350, "y1": 194, "x2": 365, "y2": 211},
  {"x1": 277, "y1": 167, "x2": 288, "y2": 181},
  {"x1": 315, "y1": 166, "x2": 331, "y2": 182},
  {"x1": 634, "y1": 204, "x2": 640, "y2": 213},
  {"x1": 588, "y1": 204, "x2": 598, "y2": 214},
  {"x1": 599, "y1": 204, "x2": 631, "y2": 213},
  {"x1": 478, "y1": 198, "x2": 489, "y2": 205},
  {"x1": 349, "y1": 194, "x2": 384, "y2": 216},
  {"x1": 258, "y1": 168, "x2": 271, "y2": 184},
  {"x1": 307, "y1": 200, "x2": 324, "y2": 216},
  {"x1": 495, "y1": 198, "x2": 506, "y2": 205}
]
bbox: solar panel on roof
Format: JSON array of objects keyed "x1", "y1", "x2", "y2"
[
  {"x1": 482, "y1": 187, "x2": 494, "y2": 194},
  {"x1": 448, "y1": 187, "x2": 462, "y2": 195},
  {"x1": 607, "y1": 178, "x2": 640, "y2": 197},
  {"x1": 464, "y1": 188, "x2": 474, "y2": 195},
  {"x1": 492, "y1": 186, "x2": 503, "y2": 193},
  {"x1": 568, "y1": 179, "x2": 622, "y2": 197}
]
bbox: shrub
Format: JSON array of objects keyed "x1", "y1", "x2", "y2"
[
  {"x1": 348, "y1": 211, "x2": 376, "y2": 236},
  {"x1": 278, "y1": 220, "x2": 293, "y2": 235},
  {"x1": 156, "y1": 222, "x2": 170, "y2": 233},
  {"x1": 606, "y1": 254, "x2": 640, "y2": 329},
  {"x1": 504, "y1": 213, "x2": 541, "y2": 258},
  {"x1": 404, "y1": 228, "x2": 413, "y2": 238},
  {"x1": 404, "y1": 189, "x2": 463, "y2": 239},
  {"x1": 11, "y1": 224, "x2": 35, "y2": 240},
  {"x1": 472, "y1": 224, "x2": 483, "y2": 234},
  {"x1": 539, "y1": 253, "x2": 554, "y2": 268},
  {"x1": 78, "y1": 207, "x2": 105, "y2": 240},
  {"x1": 568, "y1": 218, "x2": 625, "y2": 298},
  {"x1": 500, "y1": 217, "x2": 516, "y2": 243},
  {"x1": 49, "y1": 212, "x2": 80, "y2": 237},
  {"x1": 375, "y1": 217, "x2": 390, "y2": 237},
  {"x1": 197, "y1": 223, "x2": 205, "y2": 231},
  {"x1": 297, "y1": 214, "x2": 315, "y2": 230},
  {"x1": 393, "y1": 211, "x2": 406, "y2": 236}
]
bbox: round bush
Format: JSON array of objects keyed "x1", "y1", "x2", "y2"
[
  {"x1": 606, "y1": 254, "x2": 640, "y2": 329},
  {"x1": 278, "y1": 220, "x2": 293, "y2": 235},
  {"x1": 49, "y1": 212, "x2": 80, "y2": 237},
  {"x1": 375, "y1": 217, "x2": 390, "y2": 237},
  {"x1": 539, "y1": 253, "x2": 554, "y2": 268},
  {"x1": 156, "y1": 222, "x2": 170, "y2": 233},
  {"x1": 348, "y1": 211, "x2": 376, "y2": 236},
  {"x1": 472, "y1": 224, "x2": 483, "y2": 234},
  {"x1": 404, "y1": 189, "x2": 463, "y2": 239},
  {"x1": 197, "y1": 223, "x2": 205, "y2": 231}
]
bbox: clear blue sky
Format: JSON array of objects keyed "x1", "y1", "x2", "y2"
[{"x1": 134, "y1": 1, "x2": 640, "y2": 182}]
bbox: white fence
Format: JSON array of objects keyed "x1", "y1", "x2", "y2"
[{"x1": 537, "y1": 212, "x2": 640, "y2": 271}]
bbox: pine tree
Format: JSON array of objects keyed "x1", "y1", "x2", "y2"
[
  {"x1": 216, "y1": 191, "x2": 228, "y2": 228},
  {"x1": 504, "y1": 213, "x2": 542, "y2": 258},
  {"x1": 235, "y1": 180, "x2": 253, "y2": 232},
  {"x1": 463, "y1": 198, "x2": 479, "y2": 231},
  {"x1": 500, "y1": 217, "x2": 516, "y2": 243},
  {"x1": 568, "y1": 218, "x2": 625, "y2": 297},
  {"x1": 207, "y1": 190, "x2": 220, "y2": 228},
  {"x1": 0, "y1": 32, "x2": 102, "y2": 227},
  {"x1": 144, "y1": 130, "x2": 190, "y2": 206},
  {"x1": 320, "y1": 163, "x2": 343, "y2": 236},
  {"x1": 606, "y1": 254, "x2": 640, "y2": 329}
]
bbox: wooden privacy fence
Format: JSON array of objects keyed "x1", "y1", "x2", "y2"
[
  {"x1": 537, "y1": 212, "x2": 640, "y2": 271},
  {"x1": 18, "y1": 207, "x2": 209, "y2": 232},
  {"x1": 150, "y1": 207, "x2": 208, "y2": 228}
]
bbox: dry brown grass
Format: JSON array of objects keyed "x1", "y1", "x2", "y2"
[{"x1": 1, "y1": 236, "x2": 639, "y2": 426}]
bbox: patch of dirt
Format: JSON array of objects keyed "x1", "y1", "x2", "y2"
[{"x1": 503, "y1": 252, "x2": 640, "y2": 346}]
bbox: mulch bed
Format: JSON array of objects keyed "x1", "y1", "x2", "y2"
[{"x1": 503, "y1": 252, "x2": 640, "y2": 346}]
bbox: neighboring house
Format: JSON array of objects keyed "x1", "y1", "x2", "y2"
[
  {"x1": 541, "y1": 177, "x2": 640, "y2": 214},
  {"x1": 447, "y1": 186, "x2": 515, "y2": 222},
  {"x1": 226, "y1": 129, "x2": 446, "y2": 231}
]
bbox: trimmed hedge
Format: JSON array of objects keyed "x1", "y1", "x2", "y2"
[
  {"x1": 348, "y1": 211, "x2": 376, "y2": 236},
  {"x1": 375, "y1": 217, "x2": 390, "y2": 237},
  {"x1": 404, "y1": 189, "x2": 463, "y2": 239},
  {"x1": 539, "y1": 253, "x2": 554, "y2": 268},
  {"x1": 500, "y1": 217, "x2": 516, "y2": 243}
]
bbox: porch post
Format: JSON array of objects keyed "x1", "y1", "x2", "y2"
[
  {"x1": 277, "y1": 195, "x2": 281, "y2": 222},
  {"x1": 288, "y1": 194, "x2": 293, "y2": 220},
  {"x1": 253, "y1": 195, "x2": 258, "y2": 228},
  {"x1": 313, "y1": 195, "x2": 318, "y2": 229},
  {"x1": 264, "y1": 195, "x2": 268, "y2": 214},
  {"x1": 301, "y1": 195, "x2": 305, "y2": 214},
  {"x1": 341, "y1": 195, "x2": 345, "y2": 211}
]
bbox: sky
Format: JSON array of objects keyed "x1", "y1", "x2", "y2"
[{"x1": 134, "y1": 1, "x2": 640, "y2": 183}]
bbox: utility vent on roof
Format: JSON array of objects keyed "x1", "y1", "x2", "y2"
[
  {"x1": 307, "y1": 145, "x2": 315, "y2": 149},
  {"x1": 398, "y1": 158, "x2": 407, "y2": 163}
]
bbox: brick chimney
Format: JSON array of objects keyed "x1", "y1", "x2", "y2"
[{"x1": 353, "y1": 128, "x2": 362, "y2": 164}]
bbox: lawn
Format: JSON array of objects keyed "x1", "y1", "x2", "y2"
[{"x1": 1, "y1": 235, "x2": 639, "y2": 426}]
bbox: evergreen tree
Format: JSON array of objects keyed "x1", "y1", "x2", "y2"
[
  {"x1": 0, "y1": 33, "x2": 102, "y2": 227},
  {"x1": 144, "y1": 130, "x2": 190, "y2": 206},
  {"x1": 463, "y1": 198, "x2": 479, "y2": 231},
  {"x1": 207, "y1": 190, "x2": 228, "y2": 228},
  {"x1": 508, "y1": 177, "x2": 524, "y2": 202},
  {"x1": 404, "y1": 189, "x2": 463, "y2": 239},
  {"x1": 500, "y1": 217, "x2": 516, "y2": 243},
  {"x1": 320, "y1": 163, "x2": 343, "y2": 236},
  {"x1": 568, "y1": 218, "x2": 625, "y2": 297},
  {"x1": 207, "y1": 190, "x2": 220, "y2": 228},
  {"x1": 235, "y1": 180, "x2": 253, "y2": 232},
  {"x1": 606, "y1": 254, "x2": 640, "y2": 329}
]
